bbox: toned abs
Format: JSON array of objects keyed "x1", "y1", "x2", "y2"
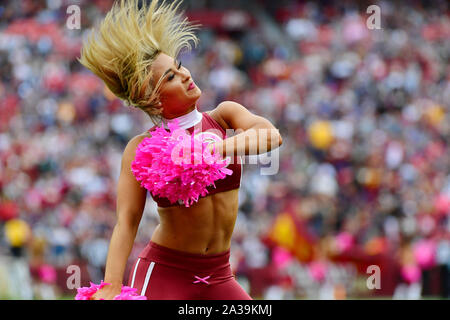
[{"x1": 151, "y1": 188, "x2": 239, "y2": 254}]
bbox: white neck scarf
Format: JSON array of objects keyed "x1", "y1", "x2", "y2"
[{"x1": 162, "y1": 108, "x2": 203, "y2": 130}]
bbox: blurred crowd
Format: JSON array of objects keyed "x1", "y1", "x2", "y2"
[{"x1": 0, "y1": 0, "x2": 449, "y2": 299}]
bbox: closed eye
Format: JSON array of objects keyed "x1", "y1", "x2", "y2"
[{"x1": 167, "y1": 60, "x2": 182, "y2": 81}]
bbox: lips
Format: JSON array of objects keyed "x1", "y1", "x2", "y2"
[{"x1": 188, "y1": 82, "x2": 195, "y2": 91}]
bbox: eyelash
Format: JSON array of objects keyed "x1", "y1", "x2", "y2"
[{"x1": 167, "y1": 61, "x2": 182, "y2": 81}]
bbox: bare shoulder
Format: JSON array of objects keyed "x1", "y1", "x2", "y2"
[
  {"x1": 131, "y1": 131, "x2": 151, "y2": 145},
  {"x1": 208, "y1": 101, "x2": 267, "y2": 131},
  {"x1": 205, "y1": 103, "x2": 238, "y2": 130},
  {"x1": 140, "y1": 130, "x2": 152, "y2": 138},
  {"x1": 122, "y1": 132, "x2": 151, "y2": 159}
]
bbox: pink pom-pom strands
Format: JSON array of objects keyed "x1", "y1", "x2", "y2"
[
  {"x1": 131, "y1": 119, "x2": 233, "y2": 207},
  {"x1": 74, "y1": 281, "x2": 147, "y2": 300},
  {"x1": 112, "y1": 286, "x2": 147, "y2": 300},
  {"x1": 75, "y1": 281, "x2": 109, "y2": 300}
]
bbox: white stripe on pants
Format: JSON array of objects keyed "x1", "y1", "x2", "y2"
[
  {"x1": 130, "y1": 258, "x2": 141, "y2": 288},
  {"x1": 141, "y1": 261, "x2": 155, "y2": 296}
]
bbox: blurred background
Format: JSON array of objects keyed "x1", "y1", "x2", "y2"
[{"x1": 0, "y1": 0, "x2": 449, "y2": 300}]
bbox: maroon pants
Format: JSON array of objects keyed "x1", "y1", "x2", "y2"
[{"x1": 127, "y1": 241, "x2": 252, "y2": 300}]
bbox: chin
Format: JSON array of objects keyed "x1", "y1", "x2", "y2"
[
  {"x1": 190, "y1": 93, "x2": 201, "y2": 105},
  {"x1": 191, "y1": 85, "x2": 201, "y2": 95}
]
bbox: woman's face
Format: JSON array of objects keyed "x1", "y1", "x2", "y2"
[{"x1": 151, "y1": 52, "x2": 201, "y2": 119}]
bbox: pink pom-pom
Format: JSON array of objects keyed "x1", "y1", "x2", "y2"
[
  {"x1": 75, "y1": 280, "x2": 110, "y2": 300},
  {"x1": 131, "y1": 119, "x2": 233, "y2": 207},
  {"x1": 113, "y1": 286, "x2": 147, "y2": 300},
  {"x1": 74, "y1": 282, "x2": 147, "y2": 300}
]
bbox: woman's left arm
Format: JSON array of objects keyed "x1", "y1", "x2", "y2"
[{"x1": 209, "y1": 101, "x2": 283, "y2": 157}]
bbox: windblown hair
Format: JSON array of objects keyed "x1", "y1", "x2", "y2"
[{"x1": 78, "y1": 0, "x2": 199, "y2": 125}]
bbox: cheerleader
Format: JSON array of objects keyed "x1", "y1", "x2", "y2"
[{"x1": 79, "y1": 0, "x2": 282, "y2": 300}]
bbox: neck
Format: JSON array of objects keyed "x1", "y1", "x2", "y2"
[{"x1": 162, "y1": 107, "x2": 202, "y2": 129}]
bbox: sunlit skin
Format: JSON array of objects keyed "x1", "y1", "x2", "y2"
[
  {"x1": 142, "y1": 53, "x2": 239, "y2": 255},
  {"x1": 151, "y1": 53, "x2": 201, "y2": 119},
  {"x1": 92, "y1": 52, "x2": 282, "y2": 299}
]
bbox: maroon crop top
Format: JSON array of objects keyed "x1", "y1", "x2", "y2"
[{"x1": 147, "y1": 112, "x2": 242, "y2": 207}]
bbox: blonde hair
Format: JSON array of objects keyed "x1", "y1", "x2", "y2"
[{"x1": 78, "y1": 0, "x2": 199, "y2": 125}]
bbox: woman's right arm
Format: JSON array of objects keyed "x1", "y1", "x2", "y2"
[{"x1": 92, "y1": 134, "x2": 148, "y2": 300}]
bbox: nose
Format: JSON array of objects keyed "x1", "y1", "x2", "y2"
[
  {"x1": 182, "y1": 72, "x2": 190, "y2": 82},
  {"x1": 180, "y1": 68, "x2": 191, "y2": 82}
]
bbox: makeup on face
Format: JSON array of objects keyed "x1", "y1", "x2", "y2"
[
  {"x1": 188, "y1": 82, "x2": 196, "y2": 91},
  {"x1": 152, "y1": 53, "x2": 201, "y2": 119}
]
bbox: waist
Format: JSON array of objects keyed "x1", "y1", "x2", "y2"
[
  {"x1": 138, "y1": 241, "x2": 231, "y2": 272},
  {"x1": 152, "y1": 191, "x2": 239, "y2": 253}
]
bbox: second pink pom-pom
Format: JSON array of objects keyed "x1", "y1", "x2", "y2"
[{"x1": 75, "y1": 281, "x2": 147, "y2": 300}]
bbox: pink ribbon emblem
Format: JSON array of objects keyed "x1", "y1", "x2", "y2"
[{"x1": 193, "y1": 275, "x2": 211, "y2": 285}]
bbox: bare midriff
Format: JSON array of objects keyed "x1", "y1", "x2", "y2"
[{"x1": 150, "y1": 188, "x2": 239, "y2": 255}]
